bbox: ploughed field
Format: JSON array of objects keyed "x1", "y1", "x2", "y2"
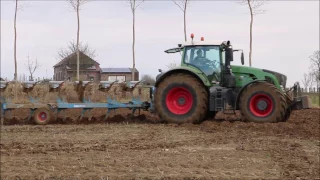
[{"x1": 0, "y1": 108, "x2": 319, "y2": 179}]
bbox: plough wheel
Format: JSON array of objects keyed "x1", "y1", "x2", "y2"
[
  {"x1": 155, "y1": 73, "x2": 208, "y2": 124},
  {"x1": 239, "y1": 82, "x2": 287, "y2": 123},
  {"x1": 33, "y1": 108, "x2": 52, "y2": 125}
]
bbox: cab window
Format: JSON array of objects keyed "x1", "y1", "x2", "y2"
[{"x1": 183, "y1": 46, "x2": 221, "y2": 80}]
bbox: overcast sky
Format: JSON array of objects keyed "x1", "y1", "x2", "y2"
[{"x1": 1, "y1": 0, "x2": 319, "y2": 86}]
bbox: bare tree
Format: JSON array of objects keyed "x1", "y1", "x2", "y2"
[
  {"x1": 172, "y1": 0, "x2": 190, "y2": 42},
  {"x1": 12, "y1": 1, "x2": 29, "y2": 81},
  {"x1": 309, "y1": 72, "x2": 314, "y2": 89},
  {"x1": 235, "y1": 0, "x2": 268, "y2": 67},
  {"x1": 13, "y1": 0, "x2": 18, "y2": 81},
  {"x1": 127, "y1": 0, "x2": 145, "y2": 81},
  {"x1": 67, "y1": 0, "x2": 89, "y2": 81},
  {"x1": 56, "y1": 40, "x2": 96, "y2": 60},
  {"x1": 141, "y1": 74, "x2": 156, "y2": 85},
  {"x1": 309, "y1": 50, "x2": 320, "y2": 88},
  {"x1": 301, "y1": 73, "x2": 311, "y2": 91},
  {"x1": 25, "y1": 55, "x2": 40, "y2": 81},
  {"x1": 167, "y1": 61, "x2": 177, "y2": 69}
]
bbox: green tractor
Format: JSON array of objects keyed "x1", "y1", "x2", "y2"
[{"x1": 153, "y1": 34, "x2": 312, "y2": 124}]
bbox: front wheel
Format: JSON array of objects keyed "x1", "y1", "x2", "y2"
[
  {"x1": 155, "y1": 73, "x2": 208, "y2": 124},
  {"x1": 240, "y1": 82, "x2": 287, "y2": 123}
]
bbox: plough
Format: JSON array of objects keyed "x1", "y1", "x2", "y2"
[{"x1": 0, "y1": 80, "x2": 154, "y2": 125}]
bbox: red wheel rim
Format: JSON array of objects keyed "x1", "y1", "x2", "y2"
[
  {"x1": 166, "y1": 87, "x2": 193, "y2": 115},
  {"x1": 38, "y1": 112, "x2": 48, "y2": 122},
  {"x1": 249, "y1": 93, "x2": 274, "y2": 117}
]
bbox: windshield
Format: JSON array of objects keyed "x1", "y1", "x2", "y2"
[{"x1": 183, "y1": 45, "x2": 221, "y2": 81}]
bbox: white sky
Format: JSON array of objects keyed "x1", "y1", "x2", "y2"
[{"x1": 1, "y1": 0, "x2": 319, "y2": 86}]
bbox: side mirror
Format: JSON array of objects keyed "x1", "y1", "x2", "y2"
[{"x1": 241, "y1": 52, "x2": 244, "y2": 65}]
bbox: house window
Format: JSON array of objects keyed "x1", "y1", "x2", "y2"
[
  {"x1": 89, "y1": 76, "x2": 94, "y2": 81},
  {"x1": 108, "y1": 75, "x2": 125, "y2": 82}
]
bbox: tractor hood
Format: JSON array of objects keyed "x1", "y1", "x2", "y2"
[
  {"x1": 231, "y1": 65, "x2": 287, "y2": 88},
  {"x1": 262, "y1": 68, "x2": 287, "y2": 88}
]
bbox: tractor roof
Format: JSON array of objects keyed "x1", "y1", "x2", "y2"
[
  {"x1": 164, "y1": 40, "x2": 228, "y2": 54},
  {"x1": 181, "y1": 40, "x2": 224, "y2": 47}
]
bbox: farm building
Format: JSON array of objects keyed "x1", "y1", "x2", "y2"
[
  {"x1": 100, "y1": 68, "x2": 139, "y2": 82},
  {"x1": 53, "y1": 51, "x2": 101, "y2": 82},
  {"x1": 53, "y1": 51, "x2": 139, "y2": 82}
]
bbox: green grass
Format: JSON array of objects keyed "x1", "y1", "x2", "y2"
[{"x1": 303, "y1": 93, "x2": 320, "y2": 107}]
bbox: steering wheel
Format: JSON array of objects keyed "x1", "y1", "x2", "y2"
[
  {"x1": 196, "y1": 58, "x2": 218, "y2": 69},
  {"x1": 201, "y1": 59, "x2": 220, "y2": 81},
  {"x1": 207, "y1": 60, "x2": 219, "y2": 69}
]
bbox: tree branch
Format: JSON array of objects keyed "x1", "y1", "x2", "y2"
[
  {"x1": 233, "y1": 0, "x2": 268, "y2": 15},
  {"x1": 56, "y1": 40, "x2": 97, "y2": 60},
  {"x1": 134, "y1": 0, "x2": 145, "y2": 11},
  {"x1": 172, "y1": 0, "x2": 184, "y2": 12},
  {"x1": 127, "y1": 0, "x2": 145, "y2": 12},
  {"x1": 68, "y1": 0, "x2": 89, "y2": 11},
  {"x1": 25, "y1": 55, "x2": 40, "y2": 81},
  {"x1": 308, "y1": 50, "x2": 320, "y2": 87}
]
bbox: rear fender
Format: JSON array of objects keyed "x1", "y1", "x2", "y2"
[
  {"x1": 234, "y1": 80, "x2": 267, "y2": 109},
  {"x1": 155, "y1": 67, "x2": 211, "y2": 88}
]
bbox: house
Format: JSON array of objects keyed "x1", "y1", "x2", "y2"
[
  {"x1": 100, "y1": 68, "x2": 139, "y2": 82},
  {"x1": 53, "y1": 51, "x2": 101, "y2": 82}
]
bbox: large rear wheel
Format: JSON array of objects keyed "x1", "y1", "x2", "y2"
[
  {"x1": 240, "y1": 82, "x2": 287, "y2": 123},
  {"x1": 155, "y1": 73, "x2": 208, "y2": 124}
]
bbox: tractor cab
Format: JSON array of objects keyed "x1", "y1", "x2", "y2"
[
  {"x1": 164, "y1": 34, "x2": 240, "y2": 87},
  {"x1": 182, "y1": 44, "x2": 222, "y2": 82}
]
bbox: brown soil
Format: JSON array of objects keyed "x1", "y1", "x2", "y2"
[{"x1": 1, "y1": 108, "x2": 319, "y2": 179}]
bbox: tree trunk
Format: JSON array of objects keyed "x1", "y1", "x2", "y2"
[
  {"x1": 248, "y1": 0, "x2": 253, "y2": 67},
  {"x1": 183, "y1": 1, "x2": 187, "y2": 42},
  {"x1": 14, "y1": 0, "x2": 18, "y2": 81},
  {"x1": 76, "y1": 0, "x2": 80, "y2": 81},
  {"x1": 132, "y1": 2, "x2": 136, "y2": 81}
]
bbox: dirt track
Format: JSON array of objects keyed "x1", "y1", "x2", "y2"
[{"x1": 0, "y1": 108, "x2": 319, "y2": 179}]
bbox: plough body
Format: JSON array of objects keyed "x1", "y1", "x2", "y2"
[{"x1": 0, "y1": 80, "x2": 154, "y2": 125}]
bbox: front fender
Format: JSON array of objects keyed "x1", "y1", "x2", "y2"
[{"x1": 155, "y1": 66, "x2": 211, "y2": 87}]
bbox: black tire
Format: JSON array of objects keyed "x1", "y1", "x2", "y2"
[
  {"x1": 282, "y1": 95, "x2": 293, "y2": 122},
  {"x1": 155, "y1": 73, "x2": 208, "y2": 124},
  {"x1": 205, "y1": 111, "x2": 217, "y2": 120},
  {"x1": 33, "y1": 108, "x2": 52, "y2": 125},
  {"x1": 281, "y1": 108, "x2": 292, "y2": 122},
  {"x1": 239, "y1": 82, "x2": 287, "y2": 123}
]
